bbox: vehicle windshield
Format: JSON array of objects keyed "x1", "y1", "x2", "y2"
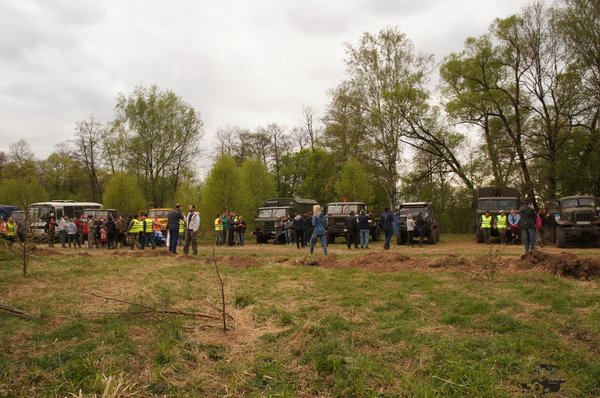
[
  {"x1": 327, "y1": 204, "x2": 360, "y2": 214},
  {"x1": 27, "y1": 205, "x2": 53, "y2": 222},
  {"x1": 148, "y1": 209, "x2": 169, "y2": 218},
  {"x1": 478, "y1": 199, "x2": 518, "y2": 211},
  {"x1": 561, "y1": 197, "x2": 595, "y2": 208},
  {"x1": 399, "y1": 207, "x2": 428, "y2": 217},
  {"x1": 257, "y1": 208, "x2": 288, "y2": 218}
]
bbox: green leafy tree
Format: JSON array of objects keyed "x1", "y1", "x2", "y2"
[
  {"x1": 239, "y1": 158, "x2": 276, "y2": 230},
  {"x1": 200, "y1": 156, "x2": 242, "y2": 231},
  {"x1": 112, "y1": 85, "x2": 204, "y2": 207},
  {"x1": 0, "y1": 178, "x2": 47, "y2": 207},
  {"x1": 103, "y1": 173, "x2": 147, "y2": 216},
  {"x1": 335, "y1": 158, "x2": 374, "y2": 204}
]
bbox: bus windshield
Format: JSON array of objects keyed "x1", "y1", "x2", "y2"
[{"x1": 28, "y1": 205, "x2": 53, "y2": 222}]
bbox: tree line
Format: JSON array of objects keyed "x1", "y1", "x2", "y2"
[{"x1": 1, "y1": 0, "x2": 598, "y2": 234}]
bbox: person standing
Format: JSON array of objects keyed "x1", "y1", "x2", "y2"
[
  {"x1": 220, "y1": 212, "x2": 229, "y2": 246},
  {"x1": 74, "y1": 216, "x2": 83, "y2": 248},
  {"x1": 309, "y1": 205, "x2": 328, "y2": 256},
  {"x1": 293, "y1": 213, "x2": 305, "y2": 249},
  {"x1": 519, "y1": 202, "x2": 538, "y2": 255},
  {"x1": 6, "y1": 216, "x2": 16, "y2": 246},
  {"x1": 227, "y1": 212, "x2": 235, "y2": 246},
  {"x1": 214, "y1": 214, "x2": 223, "y2": 246},
  {"x1": 183, "y1": 204, "x2": 200, "y2": 255},
  {"x1": 66, "y1": 218, "x2": 77, "y2": 248},
  {"x1": 167, "y1": 204, "x2": 184, "y2": 254},
  {"x1": 0, "y1": 217, "x2": 6, "y2": 241},
  {"x1": 58, "y1": 215, "x2": 68, "y2": 248},
  {"x1": 345, "y1": 211, "x2": 359, "y2": 249},
  {"x1": 537, "y1": 208, "x2": 548, "y2": 247},
  {"x1": 88, "y1": 216, "x2": 97, "y2": 248},
  {"x1": 45, "y1": 213, "x2": 57, "y2": 247},
  {"x1": 236, "y1": 215, "x2": 246, "y2": 246},
  {"x1": 381, "y1": 208, "x2": 394, "y2": 250},
  {"x1": 284, "y1": 216, "x2": 293, "y2": 245},
  {"x1": 495, "y1": 210, "x2": 508, "y2": 245},
  {"x1": 142, "y1": 214, "x2": 156, "y2": 250},
  {"x1": 358, "y1": 210, "x2": 370, "y2": 249},
  {"x1": 480, "y1": 210, "x2": 492, "y2": 245},
  {"x1": 127, "y1": 215, "x2": 142, "y2": 250},
  {"x1": 406, "y1": 213, "x2": 416, "y2": 247},
  {"x1": 105, "y1": 216, "x2": 117, "y2": 249},
  {"x1": 416, "y1": 213, "x2": 427, "y2": 247}
]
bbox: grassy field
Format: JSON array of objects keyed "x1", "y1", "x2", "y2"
[{"x1": 0, "y1": 236, "x2": 599, "y2": 397}]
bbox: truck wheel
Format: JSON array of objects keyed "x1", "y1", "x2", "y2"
[
  {"x1": 476, "y1": 228, "x2": 484, "y2": 243},
  {"x1": 371, "y1": 229, "x2": 379, "y2": 241},
  {"x1": 555, "y1": 227, "x2": 566, "y2": 248},
  {"x1": 327, "y1": 233, "x2": 335, "y2": 244},
  {"x1": 436, "y1": 228, "x2": 440, "y2": 243},
  {"x1": 397, "y1": 232, "x2": 405, "y2": 245}
]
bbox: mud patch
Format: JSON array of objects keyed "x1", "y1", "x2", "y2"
[
  {"x1": 519, "y1": 251, "x2": 600, "y2": 280},
  {"x1": 428, "y1": 254, "x2": 471, "y2": 269}
]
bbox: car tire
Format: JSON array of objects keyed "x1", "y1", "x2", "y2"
[{"x1": 555, "y1": 227, "x2": 566, "y2": 248}]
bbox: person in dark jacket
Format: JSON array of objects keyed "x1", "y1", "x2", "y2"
[
  {"x1": 105, "y1": 216, "x2": 117, "y2": 249},
  {"x1": 167, "y1": 204, "x2": 184, "y2": 254},
  {"x1": 293, "y1": 213, "x2": 305, "y2": 248},
  {"x1": 345, "y1": 211, "x2": 359, "y2": 249},
  {"x1": 519, "y1": 202, "x2": 537, "y2": 255},
  {"x1": 381, "y1": 208, "x2": 394, "y2": 250},
  {"x1": 227, "y1": 212, "x2": 236, "y2": 246},
  {"x1": 358, "y1": 210, "x2": 370, "y2": 249}
]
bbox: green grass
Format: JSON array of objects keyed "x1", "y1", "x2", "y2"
[{"x1": 0, "y1": 244, "x2": 599, "y2": 397}]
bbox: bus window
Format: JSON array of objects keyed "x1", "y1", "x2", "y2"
[{"x1": 63, "y1": 206, "x2": 74, "y2": 218}]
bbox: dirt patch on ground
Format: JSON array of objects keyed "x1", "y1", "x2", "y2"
[
  {"x1": 203, "y1": 256, "x2": 259, "y2": 268},
  {"x1": 32, "y1": 248, "x2": 63, "y2": 256},
  {"x1": 519, "y1": 250, "x2": 600, "y2": 280},
  {"x1": 428, "y1": 254, "x2": 471, "y2": 269}
]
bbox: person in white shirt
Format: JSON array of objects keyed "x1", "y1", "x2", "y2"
[
  {"x1": 183, "y1": 204, "x2": 200, "y2": 255},
  {"x1": 406, "y1": 213, "x2": 416, "y2": 247}
]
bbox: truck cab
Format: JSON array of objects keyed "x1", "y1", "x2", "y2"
[
  {"x1": 396, "y1": 202, "x2": 439, "y2": 245},
  {"x1": 473, "y1": 187, "x2": 520, "y2": 243},
  {"x1": 254, "y1": 198, "x2": 317, "y2": 244},
  {"x1": 548, "y1": 195, "x2": 600, "y2": 247}
]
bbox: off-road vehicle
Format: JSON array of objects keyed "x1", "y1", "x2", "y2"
[
  {"x1": 324, "y1": 202, "x2": 379, "y2": 244},
  {"x1": 547, "y1": 195, "x2": 600, "y2": 248},
  {"x1": 396, "y1": 202, "x2": 439, "y2": 245},
  {"x1": 473, "y1": 187, "x2": 520, "y2": 243},
  {"x1": 253, "y1": 198, "x2": 317, "y2": 244}
]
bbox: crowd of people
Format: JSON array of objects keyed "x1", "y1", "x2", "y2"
[
  {"x1": 479, "y1": 203, "x2": 550, "y2": 255},
  {"x1": 1, "y1": 200, "x2": 565, "y2": 258}
]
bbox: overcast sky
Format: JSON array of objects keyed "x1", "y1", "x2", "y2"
[{"x1": 0, "y1": 0, "x2": 528, "y2": 167}]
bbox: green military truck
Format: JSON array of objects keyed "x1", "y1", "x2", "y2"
[
  {"x1": 396, "y1": 202, "x2": 439, "y2": 245},
  {"x1": 253, "y1": 198, "x2": 317, "y2": 244},
  {"x1": 324, "y1": 202, "x2": 380, "y2": 244},
  {"x1": 547, "y1": 195, "x2": 600, "y2": 248},
  {"x1": 473, "y1": 187, "x2": 520, "y2": 243}
]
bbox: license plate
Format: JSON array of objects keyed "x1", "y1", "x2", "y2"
[{"x1": 577, "y1": 221, "x2": 591, "y2": 225}]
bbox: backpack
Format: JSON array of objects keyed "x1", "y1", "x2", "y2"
[{"x1": 535, "y1": 215, "x2": 542, "y2": 230}]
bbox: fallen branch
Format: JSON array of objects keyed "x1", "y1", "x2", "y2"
[
  {"x1": 80, "y1": 291, "x2": 222, "y2": 320},
  {"x1": 0, "y1": 303, "x2": 34, "y2": 319}
]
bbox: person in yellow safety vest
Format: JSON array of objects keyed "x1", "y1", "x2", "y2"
[
  {"x1": 6, "y1": 216, "x2": 16, "y2": 245},
  {"x1": 127, "y1": 215, "x2": 142, "y2": 249},
  {"x1": 178, "y1": 219, "x2": 185, "y2": 246},
  {"x1": 141, "y1": 215, "x2": 155, "y2": 250},
  {"x1": 495, "y1": 209, "x2": 508, "y2": 245},
  {"x1": 214, "y1": 214, "x2": 223, "y2": 246},
  {"x1": 481, "y1": 210, "x2": 492, "y2": 245}
]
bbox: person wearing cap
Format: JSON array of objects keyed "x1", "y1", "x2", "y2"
[
  {"x1": 495, "y1": 210, "x2": 508, "y2": 245},
  {"x1": 167, "y1": 203, "x2": 184, "y2": 254},
  {"x1": 481, "y1": 210, "x2": 492, "y2": 245}
]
